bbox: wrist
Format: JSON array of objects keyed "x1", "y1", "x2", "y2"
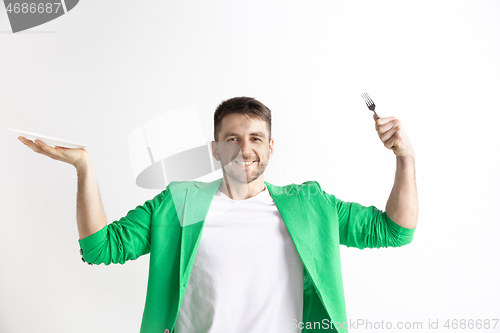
[
  {"x1": 396, "y1": 154, "x2": 415, "y2": 169},
  {"x1": 397, "y1": 149, "x2": 415, "y2": 160},
  {"x1": 397, "y1": 154, "x2": 415, "y2": 160},
  {"x1": 75, "y1": 153, "x2": 92, "y2": 172}
]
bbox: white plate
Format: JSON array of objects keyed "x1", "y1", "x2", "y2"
[{"x1": 8, "y1": 128, "x2": 96, "y2": 149}]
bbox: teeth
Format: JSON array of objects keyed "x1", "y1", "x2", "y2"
[{"x1": 236, "y1": 161, "x2": 254, "y2": 165}]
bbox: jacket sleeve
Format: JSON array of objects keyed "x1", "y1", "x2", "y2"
[
  {"x1": 317, "y1": 181, "x2": 416, "y2": 249},
  {"x1": 78, "y1": 187, "x2": 169, "y2": 265}
]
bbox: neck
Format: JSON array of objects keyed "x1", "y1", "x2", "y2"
[{"x1": 219, "y1": 173, "x2": 266, "y2": 200}]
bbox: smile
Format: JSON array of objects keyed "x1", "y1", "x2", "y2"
[{"x1": 235, "y1": 161, "x2": 255, "y2": 167}]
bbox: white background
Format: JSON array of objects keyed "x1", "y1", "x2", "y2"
[{"x1": 1, "y1": 0, "x2": 499, "y2": 332}]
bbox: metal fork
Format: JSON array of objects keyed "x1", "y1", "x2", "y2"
[
  {"x1": 361, "y1": 92, "x2": 395, "y2": 150},
  {"x1": 361, "y1": 92, "x2": 380, "y2": 119}
]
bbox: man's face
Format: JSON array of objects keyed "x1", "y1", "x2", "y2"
[{"x1": 212, "y1": 113, "x2": 274, "y2": 184}]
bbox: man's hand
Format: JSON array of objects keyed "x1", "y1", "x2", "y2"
[
  {"x1": 373, "y1": 114, "x2": 414, "y2": 158},
  {"x1": 18, "y1": 136, "x2": 90, "y2": 168}
]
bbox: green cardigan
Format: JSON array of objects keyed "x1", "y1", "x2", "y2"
[{"x1": 78, "y1": 178, "x2": 416, "y2": 333}]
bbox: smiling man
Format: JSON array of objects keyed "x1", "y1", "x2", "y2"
[{"x1": 19, "y1": 96, "x2": 418, "y2": 333}]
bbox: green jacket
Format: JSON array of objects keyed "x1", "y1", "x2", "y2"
[{"x1": 78, "y1": 178, "x2": 416, "y2": 333}]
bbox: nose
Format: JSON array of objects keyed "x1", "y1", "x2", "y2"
[{"x1": 238, "y1": 139, "x2": 254, "y2": 157}]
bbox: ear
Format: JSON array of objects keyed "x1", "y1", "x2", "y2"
[
  {"x1": 268, "y1": 138, "x2": 274, "y2": 158},
  {"x1": 211, "y1": 141, "x2": 220, "y2": 161}
]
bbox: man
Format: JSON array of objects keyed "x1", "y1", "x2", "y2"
[{"x1": 19, "y1": 96, "x2": 418, "y2": 333}]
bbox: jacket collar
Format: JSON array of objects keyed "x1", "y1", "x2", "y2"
[{"x1": 178, "y1": 177, "x2": 318, "y2": 289}]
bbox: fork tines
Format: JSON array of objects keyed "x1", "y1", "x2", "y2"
[{"x1": 361, "y1": 91, "x2": 375, "y2": 110}]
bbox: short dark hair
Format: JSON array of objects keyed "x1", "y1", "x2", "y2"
[{"x1": 214, "y1": 96, "x2": 272, "y2": 142}]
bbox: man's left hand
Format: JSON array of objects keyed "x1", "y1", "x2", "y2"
[{"x1": 373, "y1": 113, "x2": 414, "y2": 158}]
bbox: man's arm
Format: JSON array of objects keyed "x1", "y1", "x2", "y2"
[
  {"x1": 76, "y1": 156, "x2": 108, "y2": 239},
  {"x1": 373, "y1": 114, "x2": 418, "y2": 229},
  {"x1": 386, "y1": 155, "x2": 418, "y2": 229},
  {"x1": 19, "y1": 136, "x2": 158, "y2": 265},
  {"x1": 18, "y1": 136, "x2": 107, "y2": 239}
]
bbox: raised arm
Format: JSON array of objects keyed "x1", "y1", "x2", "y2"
[
  {"x1": 18, "y1": 137, "x2": 107, "y2": 239},
  {"x1": 19, "y1": 136, "x2": 162, "y2": 265},
  {"x1": 320, "y1": 113, "x2": 418, "y2": 249},
  {"x1": 372, "y1": 114, "x2": 418, "y2": 229}
]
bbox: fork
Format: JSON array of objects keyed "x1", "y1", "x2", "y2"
[
  {"x1": 361, "y1": 92, "x2": 395, "y2": 150},
  {"x1": 361, "y1": 91, "x2": 380, "y2": 119}
]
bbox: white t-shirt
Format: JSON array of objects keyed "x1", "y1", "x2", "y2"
[{"x1": 174, "y1": 185, "x2": 304, "y2": 333}]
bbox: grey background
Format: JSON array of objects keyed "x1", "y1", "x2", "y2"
[{"x1": 1, "y1": 0, "x2": 499, "y2": 332}]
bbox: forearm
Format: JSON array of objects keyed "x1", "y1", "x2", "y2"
[
  {"x1": 385, "y1": 155, "x2": 418, "y2": 229},
  {"x1": 76, "y1": 157, "x2": 107, "y2": 240}
]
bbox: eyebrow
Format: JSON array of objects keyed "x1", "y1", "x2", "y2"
[{"x1": 222, "y1": 131, "x2": 267, "y2": 140}]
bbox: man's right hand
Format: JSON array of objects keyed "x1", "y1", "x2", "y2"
[
  {"x1": 19, "y1": 135, "x2": 108, "y2": 241},
  {"x1": 18, "y1": 136, "x2": 89, "y2": 169}
]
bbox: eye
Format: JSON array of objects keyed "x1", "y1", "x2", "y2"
[
  {"x1": 228, "y1": 138, "x2": 236, "y2": 141},
  {"x1": 253, "y1": 138, "x2": 261, "y2": 141}
]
